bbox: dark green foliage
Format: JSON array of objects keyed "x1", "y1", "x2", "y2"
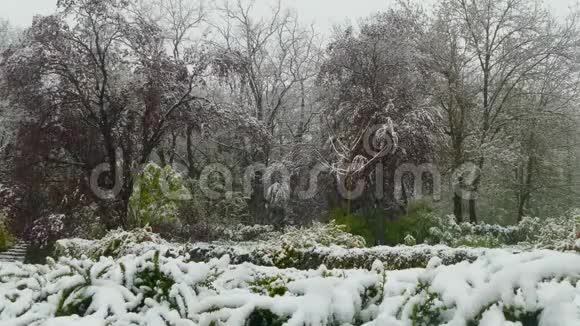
[
  {"x1": 332, "y1": 201, "x2": 437, "y2": 246},
  {"x1": 0, "y1": 222, "x2": 14, "y2": 251},
  {"x1": 245, "y1": 309, "x2": 288, "y2": 326},
  {"x1": 363, "y1": 285, "x2": 381, "y2": 307},
  {"x1": 503, "y1": 306, "x2": 541, "y2": 326},
  {"x1": 410, "y1": 282, "x2": 448, "y2": 326},
  {"x1": 331, "y1": 208, "x2": 377, "y2": 246},
  {"x1": 385, "y1": 202, "x2": 437, "y2": 246},
  {"x1": 249, "y1": 276, "x2": 289, "y2": 297},
  {"x1": 134, "y1": 251, "x2": 176, "y2": 304},
  {"x1": 55, "y1": 285, "x2": 92, "y2": 317},
  {"x1": 468, "y1": 305, "x2": 542, "y2": 326},
  {"x1": 271, "y1": 242, "x2": 302, "y2": 269},
  {"x1": 467, "y1": 303, "x2": 495, "y2": 326},
  {"x1": 101, "y1": 238, "x2": 123, "y2": 258},
  {"x1": 190, "y1": 242, "x2": 481, "y2": 271}
]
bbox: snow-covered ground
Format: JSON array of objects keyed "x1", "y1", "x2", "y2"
[{"x1": 1, "y1": 246, "x2": 580, "y2": 325}]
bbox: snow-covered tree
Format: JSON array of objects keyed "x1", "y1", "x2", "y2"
[
  {"x1": 434, "y1": 0, "x2": 580, "y2": 222},
  {"x1": 0, "y1": 0, "x2": 209, "y2": 227},
  {"x1": 318, "y1": 8, "x2": 437, "y2": 220}
]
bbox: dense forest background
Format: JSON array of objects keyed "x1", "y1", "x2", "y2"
[{"x1": 1, "y1": 0, "x2": 580, "y2": 245}]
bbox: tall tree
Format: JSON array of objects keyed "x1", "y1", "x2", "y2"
[
  {"x1": 420, "y1": 4, "x2": 477, "y2": 222},
  {"x1": 1, "y1": 0, "x2": 208, "y2": 227},
  {"x1": 432, "y1": 0, "x2": 579, "y2": 222},
  {"x1": 319, "y1": 8, "x2": 437, "y2": 229},
  {"x1": 209, "y1": 0, "x2": 321, "y2": 223}
]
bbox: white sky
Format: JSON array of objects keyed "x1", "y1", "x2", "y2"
[{"x1": 0, "y1": 0, "x2": 578, "y2": 31}]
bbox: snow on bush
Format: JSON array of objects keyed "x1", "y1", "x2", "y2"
[
  {"x1": 2, "y1": 248, "x2": 580, "y2": 325},
  {"x1": 189, "y1": 242, "x2": 486, "y2": 270},
  {"x1": 54, "y1": 227, "x2": 171, "y2": 259},
  {"x1": 54, "y1": 216, "x2": 578, "y2": 274},
  {"x1": 215, "y1": 224, "x2": 278, "y2": 242},
  {"x1": 370, "y1": 250, "x2": 580, "y2": 326},
  {"x1": 55, "y1": 226, "x2": 485, "y2": 270},
  {"x1": 56, "y1": 225, "x2": 483, "y2": 271},
  {"x1": 29, "y1": 214, "x2": 65, "y2": 248},
  {"x1": 517, "y1": 214, "x2": 578, "y2": 250},
  {"x1": 55, "y1": 222, "x2": 366, "y2": 262},
  {"x1": 210, "y1": 221, "x2": 366, "y2": 248},
  {"x1": 428, "y1": 211, "x2": 579, "y2": 249},
  {"x1": 274, "y1": 221, "x2": 366, "y2": 249}
]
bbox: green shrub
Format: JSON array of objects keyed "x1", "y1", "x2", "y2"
[
  {"x1": 56, "y1": 285, "x2": 93, "y2": 317},
  {"x1": 453, "y1": 234, "x2": 503, "y2": 248},
  {"x1": 0, "y1": 218, "x2": 14, "y2": 251},
  {"x1": 249, "y1": 275, "x2": 290, "y2": 297},
  {"x1": 245, "y1": 309, "x2": 288, "y2": 326},
  {"x1": 404, "y1": 234, "x2": 417, "y2": 246},
  {"x1": 331, "y1": 208, "x2": 376, "y2": 246},
  {"x1": 384, "y1": 202, "x2": 437, "y2": 246},
  {"x1": 378, "y1": 202, "x2": 546, "y2": 249},
  {"x1": 503, "y1": 306, "x2": 541, "y2": 326},
  {"x1": 517, "y1": 214, "x2": 575, "y2": 249},
  {"x1": 468, "y1": 304, "x2": 542, "y2": 326},
  {"x1": 128, "y1": 163, "x2": 188, "y2": 229},
  {"x1": 410, "y1": 282, "x2": 449, "y2": 326},
  {"x1": 54, "y1": 227, "x2": 169, "y2": 260},
  {"x1": 179, "y1": 181, "x2": 250, "y2": 223},
  {"x1": 279, "y1": 220, "x2": 366, "y2": 249},
  {"x1": 332, "y1": 201, "x2": 438, "y2": 247},
  {"x1": 170, "y1": 173, "x2": 251, "y2": 242},
  {"x1": 190, "y1": 241, "x2": 482, "y2": 270},
  {"x1": 134, "y1": 251, "x2": 176, "y2": 305}
]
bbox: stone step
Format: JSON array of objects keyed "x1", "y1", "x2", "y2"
[
  {"x1": 0, "y1": 241, "x2": 29, "y2": 263},
  {"x1": 3, "y1": 254, "x2": 27, "y2": 258}
]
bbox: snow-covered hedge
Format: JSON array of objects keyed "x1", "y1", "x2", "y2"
[
  {"x1": 213, "y1": 224, "x2": 279, "y2": 242},
  {"x1": 54, "y1": 214, "x2": 579, "y2": 272},
  {"x1": 189, "y1": 222, "x2": 484, "y2": 270},
  {"x1": 189, "y1": 243, "x2": 485, "y2": 270},
  {"x1": 54, "y1": 222, "x2": 365, "y2": 257},
  {"x1": 54, "y1": 227, "x2": 171, "y2": 259},
  {"x1": 214, "y1": 221, "x2": 367, "y2": 248},
  {"x1": 2, "y1": 249, "x2": 580, "y2": 325},
  {"x1": 428, "y1": 212, "x2": 579, "y2": 249},
  {"x1": 55, "y1": 226, "x2": 484, "y2": 270}
]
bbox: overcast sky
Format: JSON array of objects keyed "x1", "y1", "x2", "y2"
[{"x1": 1, "y1": 0, "x2": 578, "y2": 32}]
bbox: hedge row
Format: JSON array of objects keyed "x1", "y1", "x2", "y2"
[
  {"x1": 7, "y1": 244, "x2": 580, "y2": 325},
  {"x1": 54, "y1": 227, "x2": 506, "y2": 271},
  {"x1": 188, "y1": 242, "x2": 489, "y2": 270}
]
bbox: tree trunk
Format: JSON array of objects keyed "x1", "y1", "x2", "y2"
[
  {"x1": 517, "y1": 154, "x2": 535, "y2": 222},
  {"x1": 453, "y1": 193, "x2": 463, "y2": 223},
  {"x1": 468, "y1": 175, "x2": 480, "y2": 224},
  {"x1": 517, "y1": 197, "x2": 526, "y2": 223},
  {"x1": 468, "y1": 198, "x2": 477, "y2": 224},
  {"x1": 468, "y1": 156, "x2": 485, "y2": 224},
  {"x1": 250, "y1": 170, "x2": 267, "y2": 224}
]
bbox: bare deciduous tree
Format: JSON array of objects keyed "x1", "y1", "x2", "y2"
[{"x1": 432, "y1": 0, "x2": 580, "y2": 222}]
